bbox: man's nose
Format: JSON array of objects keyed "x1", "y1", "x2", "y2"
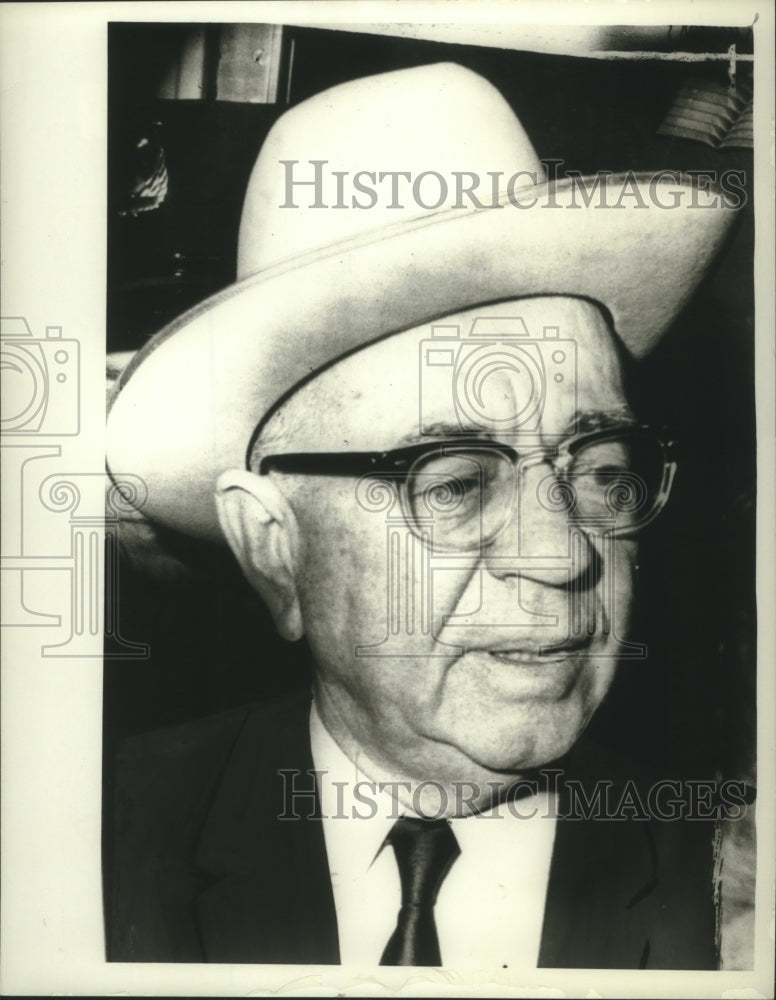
[{"x1": 481, "y1": 463, "x2": 600, "y2": 588}]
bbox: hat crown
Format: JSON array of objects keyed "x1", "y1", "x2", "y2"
[
  {"x1": 237, "y1": 63, "x2": 544, "y2": 276},
  {"x1": 108, "y1": 63, "x2": 737, "y2": 543}
]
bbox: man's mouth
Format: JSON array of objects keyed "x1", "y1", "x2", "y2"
[{"x1": 484, "y1": 637, "x2": 591, "y2": 664}]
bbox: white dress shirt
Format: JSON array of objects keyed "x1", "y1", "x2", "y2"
[{"x1": 310, "y1": 703, "x2": 557, "y2": 968}]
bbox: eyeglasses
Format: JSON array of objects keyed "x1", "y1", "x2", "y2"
[{"x1": 259, "y1": 425, "x2": 677, "y2": 553}]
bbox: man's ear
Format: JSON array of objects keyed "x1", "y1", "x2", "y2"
[{"x1": 215, "y1": 469, "x2": 304, "y2": 641}]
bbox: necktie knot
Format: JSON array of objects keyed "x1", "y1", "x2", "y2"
[{"x1": 380, "y1": 816, "x2": 460, "y2": 966}]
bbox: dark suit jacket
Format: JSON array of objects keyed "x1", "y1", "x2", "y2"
[{"x1": 105, "y1": 689, "x2": 718, "y2": 968}]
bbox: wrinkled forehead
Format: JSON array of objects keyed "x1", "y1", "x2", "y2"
[{"x1": 265, "y1": 296, "x2": 629, "y2": 451}]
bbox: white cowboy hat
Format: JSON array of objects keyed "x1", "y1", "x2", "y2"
[{"x1": 107, "y1": 62, "x2": 737, "y2": 543}]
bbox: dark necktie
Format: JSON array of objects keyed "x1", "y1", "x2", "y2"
[{"x1": 380, "y1": 816, "x2": 461, "y2": 966}]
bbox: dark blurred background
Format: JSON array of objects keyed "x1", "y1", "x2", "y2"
[{"x1": 104, "y1": 23, "x2": 755, "y2": 793}]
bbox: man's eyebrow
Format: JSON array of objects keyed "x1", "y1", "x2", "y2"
[
  {"x1": 397, "y1": 422, "x2": 491, "y2": 446},
  {"x1": 569, "y1": 407, "x2": 637, "y2": 435},
  {"x1": 396, "y1": 410, "x2": 637, "y2": 447}
]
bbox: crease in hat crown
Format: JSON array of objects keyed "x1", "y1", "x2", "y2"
[{"x1": 106, "y1": 61, "x2": 738, "y2": 544}]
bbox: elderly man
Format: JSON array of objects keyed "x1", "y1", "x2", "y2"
[{"x1": 106, "y1": 64, "x2": 736, "y2": 968}]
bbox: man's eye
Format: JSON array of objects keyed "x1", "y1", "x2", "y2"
[
  {"x1": 409, "y1": 474, "x2": 485, "y2": 523},
  {"x1": 583, "y1": 463, "x2": 630, "y2": 483},
  {"x1": 411, "y1": 473, "x2": 480, "y2": 502},
  {"x1": 573, "y1": 443, "x2": 631, "y2": 475}
]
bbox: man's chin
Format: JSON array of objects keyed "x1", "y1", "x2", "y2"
[
  {"x1": 448, "y1": 713, "x2": 591, "y2": 775},
  {"x1": 432, "y1": 650, "x2": 614, "y2": 771}
]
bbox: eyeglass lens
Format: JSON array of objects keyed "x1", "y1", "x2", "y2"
[{"x1": 406, "y1": 432, "x2": 668, "y2": 551}]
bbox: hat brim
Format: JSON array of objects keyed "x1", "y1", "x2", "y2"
[{"x1": 107, "y1": 174, "x2": 736, "y2": 542}]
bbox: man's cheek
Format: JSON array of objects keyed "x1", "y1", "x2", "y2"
[
  {"x1": 427, "y1": 561, "x2": 482, "y2": 640},
  {"x1": 350, "y1": 534, "x2": 477, "y2": 655},
  {"x1": 608, "y1": 542, "x2": 638, "y2": 636},
  {"x1": 330, "y1": 530, "x2": 400, "y2": 650}
]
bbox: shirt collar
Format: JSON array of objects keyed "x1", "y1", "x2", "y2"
[
  {"x1": 309, "y1": 700, "x2": 555, "y2": 874},
  {"x1": 310, "y1": 701, "x2": 402, "y2": 878}
]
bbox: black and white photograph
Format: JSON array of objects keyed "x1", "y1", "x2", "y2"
[{"x1": 1, "y1": 4, "x2": 774, "y2": 997}]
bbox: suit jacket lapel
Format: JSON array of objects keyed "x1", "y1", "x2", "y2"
[
  {"x1": 187, "y1": 696, "x2": 713, "y2": 968},
  {"x1": 538, "y1": 801, "x2": 659, "y2": 968},
  {"x1": 193, "y1": 691, "x2": 340, "y2": 964},
  {"x1": 538, "y1": 744, "x2": 660, "y2": 969}
]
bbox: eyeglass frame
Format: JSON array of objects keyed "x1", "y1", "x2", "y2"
[{"x1": 257, "y1": 424, "x2": 678, "y2": 548}]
